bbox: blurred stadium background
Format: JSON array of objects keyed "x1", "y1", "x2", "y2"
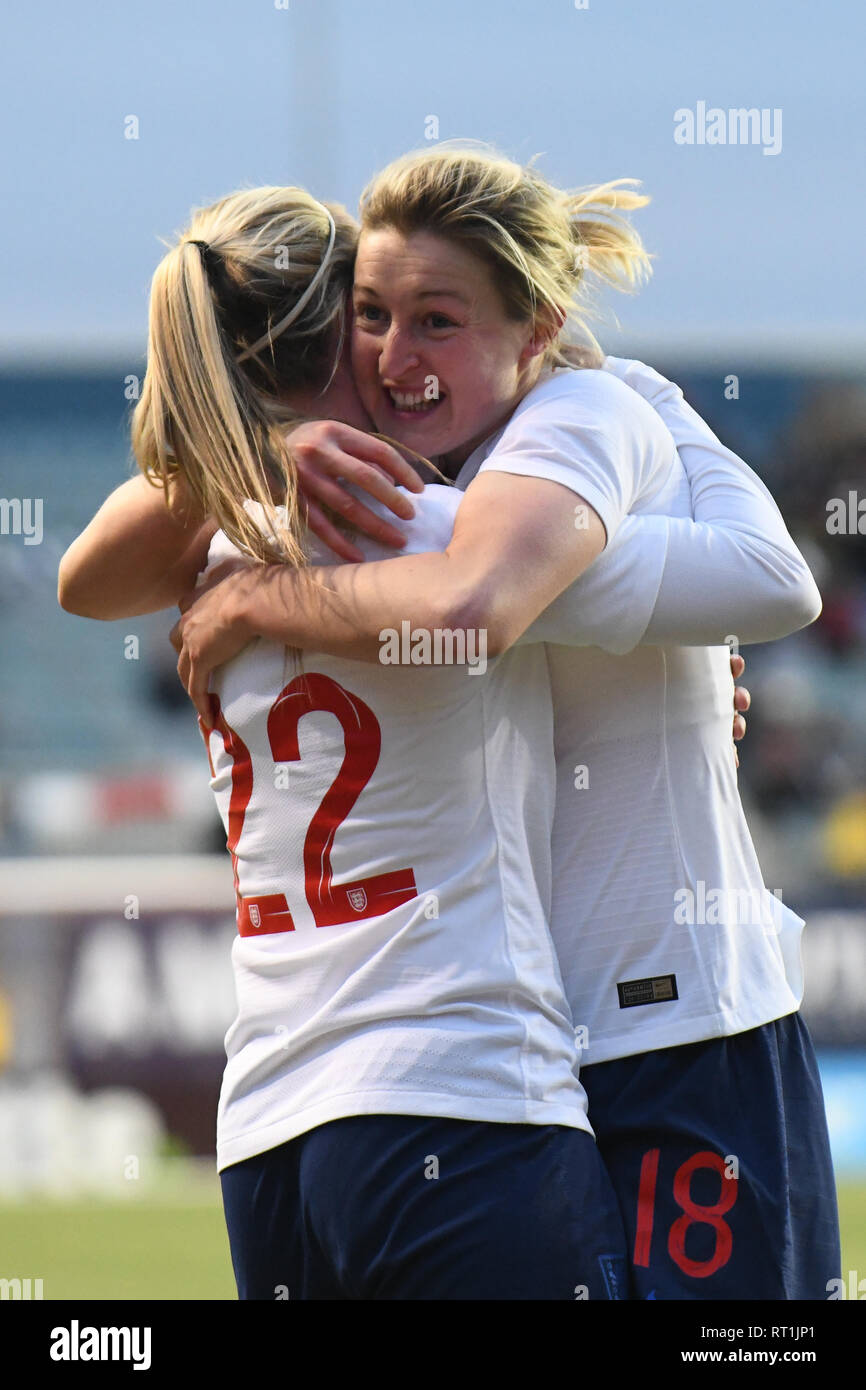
[{"x1": 1, "y1": 1, "x2": 864, "y2": 1299}]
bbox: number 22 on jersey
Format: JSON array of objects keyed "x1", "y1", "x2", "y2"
[{"x1": 203, "y1": 672, "x2": 418, "y2": 935}]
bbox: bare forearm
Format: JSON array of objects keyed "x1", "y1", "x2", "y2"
[
  {"x1": 235, "y1": 473, "x2": 604, "y2": 662},
  {"x1": 174, "y1": 473, "x2": 605, "y2": 717},
  {"x1": 238, "y1": 550, "x2": 483, "y2": 663},
  {"x1": 59, "y1": 475, "x2": 215, "y2": 619}
]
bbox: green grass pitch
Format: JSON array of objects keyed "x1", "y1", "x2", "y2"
[{"x1": 0, "y1": 1196, "x2": 236, "y2": 1300}]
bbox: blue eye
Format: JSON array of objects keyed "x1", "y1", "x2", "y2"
[{"x1": 427, "y1": 313, "x2": 455, "y2": 329}]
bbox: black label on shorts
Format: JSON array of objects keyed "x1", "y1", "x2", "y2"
[{"x1": 617, "y1": 974, "x2": 679, "y2": 1008}]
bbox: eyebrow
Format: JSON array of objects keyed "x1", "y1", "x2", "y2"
[
  {"x1": 354, "y1": 284, "x2": 470, "y2": 305},
  {"x1": 416, "y1": 290, "x2": 469, "y2": 303}
]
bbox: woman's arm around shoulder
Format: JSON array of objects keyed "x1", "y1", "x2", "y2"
[{"x1": 58, "y1": 473, "x2": 216, "y2": 620}]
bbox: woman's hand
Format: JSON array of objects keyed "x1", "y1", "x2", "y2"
[
  {"x1": 170, "y1": 560, "x2": 261, "y2": 720},
  {"x1": 288, "y1": 420, "x2": 425, "y2": 561},
  {"x1": 731, "y1": 652, "x2": 751, "y2": 765}
]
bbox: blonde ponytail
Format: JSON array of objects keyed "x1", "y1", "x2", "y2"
[{"x1": 132, "y1": 187, "x2": 357, "y2": 565}]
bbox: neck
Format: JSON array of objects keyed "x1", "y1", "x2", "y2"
[{"x1": 442, "y1": 358, "x2": 548, "y2": 472}]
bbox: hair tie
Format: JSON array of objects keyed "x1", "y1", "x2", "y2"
[
  {"x1": 185, "y1": 239, "x2": 217, "y2": 277},
  {"x1": 237, "y1": 204, "x2": 337, "y2": 364}
]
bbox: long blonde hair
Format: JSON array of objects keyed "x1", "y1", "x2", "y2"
[
  {"x1": 132, "y1": 186, "x2": 357, "y2": 564},
  {"x1": 359, "y1": 144, "x2": 652, "y2": 367}
]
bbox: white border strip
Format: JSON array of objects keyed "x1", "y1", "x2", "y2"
[{"x1": 0, "y1": 856, "x2": 235, "y2": 916}]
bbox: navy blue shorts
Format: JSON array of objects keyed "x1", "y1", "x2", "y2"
[
  {"x1": 220, "y1": 1114, "x2": 629, "y2": 1300},
  {"x1": 580, "y1": 1011, "x2": 841, "y2": 1300}
]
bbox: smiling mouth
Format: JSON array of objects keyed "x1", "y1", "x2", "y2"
[{"x1": 385, "y1": 386, "x2": 444, "y2": 417}]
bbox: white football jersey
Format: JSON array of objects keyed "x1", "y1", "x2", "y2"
[
  {"x1": 457, "y1": 365, "x2": 809, "y2": 1065},
  {"x1": 201, "y1": 487, "x2": 591, "y2": 1172}
]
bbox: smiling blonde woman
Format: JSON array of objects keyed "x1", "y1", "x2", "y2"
[
  {"x1": 60, "y1": 154, "x2": 835, "y2": 1300},
  {"x1": 165, "y1": 147, "x2": 835, "y2": 1301}
]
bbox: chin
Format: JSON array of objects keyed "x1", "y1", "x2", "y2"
[{"x1": 380, "y1": 425, "x2": 452, "y2": 463}]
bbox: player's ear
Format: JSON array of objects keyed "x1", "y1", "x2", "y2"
[{"x1": 519, "y1": 305, "x2": 566, "y2": 367}]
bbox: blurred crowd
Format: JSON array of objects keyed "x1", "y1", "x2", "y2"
[{"x1": 691, "y1": 376, "x2": 866, "y2": 903}]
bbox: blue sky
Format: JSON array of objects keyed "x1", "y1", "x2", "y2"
[{"x1": 2, "y1": 0, "x2": 863, "y2": 365}]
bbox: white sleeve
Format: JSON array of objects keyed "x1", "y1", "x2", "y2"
[
  {"x1": 602, "y1": 357, "x2": 823, "y2": 645},
  {"x1": 517, "y1": 514, "x2": 670, "y2": 653},
  {"x1": 518, "y1": 362, "x2": 822, "y2": 653},
  {"x1": 473, "y1": 370, "x2": 667, "y2": 544}
]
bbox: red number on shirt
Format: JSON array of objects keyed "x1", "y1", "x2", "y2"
[
  {"x1": 634, "y1": 1147, "x2": 661, "y2": 1268},
  {"x1": 667, "y1": 1151, "x2": 737, "y2": 1278},
  {"x1": 206, "y1": 675, "x2": 417, "y2": 931},
  {"x1": 202, "y1": 696, "x2": 253, "y2": 901},
  {"x1": 268, "y1": 672, "x2": 417, "y2": 926},
  {"x1": 633, "y1": 1148, "x2": 737, "y2": 1279}
]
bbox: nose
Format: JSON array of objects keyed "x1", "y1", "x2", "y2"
[{"x1": 378, "y1": 324, "x2": 422, "y2": 383}]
